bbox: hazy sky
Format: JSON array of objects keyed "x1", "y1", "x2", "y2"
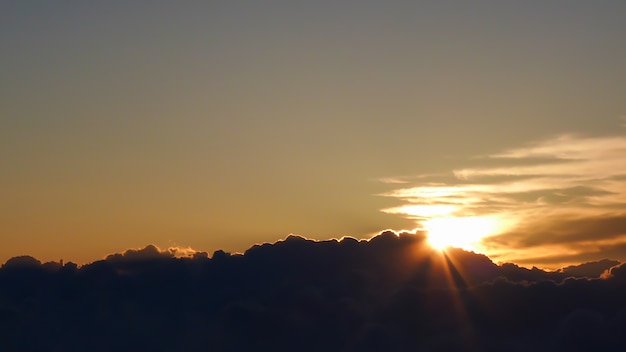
[{"x1": 2, "y1": 1, "x2": 625, "y2": 267}]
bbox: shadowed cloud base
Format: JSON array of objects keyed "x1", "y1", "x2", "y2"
[{"x1": 2, "y1": 231, "x2": 626, "y2": 351}]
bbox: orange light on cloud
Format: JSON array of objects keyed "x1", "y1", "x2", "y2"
[{"x1": 380, "y1": 130, "x2": 626, "y2": 268}]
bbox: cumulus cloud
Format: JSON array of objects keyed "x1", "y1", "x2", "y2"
[
  {"x1": 380, "y1": 131, "x2": 626, "y2": 267},
  {"x1": 167, "y1": 245, "x2": 204, "y2": 258},
  {"x1": 104, "y1": 244, "x2": 203, "y2": 262},
  {"x1": 1, "y1": 255, "x2": 42, "y2": 268},
  {"x1": 1, "y1": 231, "x2": 625, "y2": 351}
]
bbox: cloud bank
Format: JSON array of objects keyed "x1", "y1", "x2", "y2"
[
  {"x1": 381, "y1": 132, "x2": 626, "y2": 268},
  {"x1": 1, "y1": 232, "x2": 626, "y2": 351}
]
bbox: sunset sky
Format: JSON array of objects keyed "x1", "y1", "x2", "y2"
[{"x1": 2, "y1": 1, "x2": 625, "y2": 268}]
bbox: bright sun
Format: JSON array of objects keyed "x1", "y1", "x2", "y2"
[{"x1": 425, "y1": 216, "x2": 498, "y2": 251}]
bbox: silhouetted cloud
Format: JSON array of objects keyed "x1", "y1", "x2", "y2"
[
  {"x1": 1, "y1": 255, "x2": 41, "y2": 268},
  {"x1": 1, "y1": 231, "x2": 626, "y2": 351},
  {"x1": 104, "y1": 244, "x2": 203, "y2": 262}
]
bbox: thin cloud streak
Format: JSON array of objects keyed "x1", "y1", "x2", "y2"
[{"x1": 381, "y1": 132, "x2": 626, "y2": 268}]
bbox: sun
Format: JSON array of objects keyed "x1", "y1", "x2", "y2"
[{"x1": 425, "y1": 216, "x2": 498, "y2": 251}]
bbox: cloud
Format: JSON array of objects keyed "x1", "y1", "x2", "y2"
[
  {"x1": 380, "y1": 131, "x2": 626, "y2": 267},
  {"x1": 1, "y1": 255, "x2": 41, "y2": 268},
  {"x1": 104, "y1": 244, "x2": 202, "y2": 262},
  {"x1": 1, "y1": 231, "x2": 626, "y2": 351},
  {"x1": 485, "y1": 213, "x2": 626, "y2": 248},
  {"x1": 376, "y1": 177, "x2": 411, "y2": 184},
  {"x1": 167, "y1": 245, "x2": 205, "y2": 258}
]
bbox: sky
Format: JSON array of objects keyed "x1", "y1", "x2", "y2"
[{"x1": 1, "y1": 1, "x2": 625, "y2": 267}]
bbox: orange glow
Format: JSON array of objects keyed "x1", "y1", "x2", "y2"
[{"x1": 425, "y1": 216, "x2": 498, "y2": 251}]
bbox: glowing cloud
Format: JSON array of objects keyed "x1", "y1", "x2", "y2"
[{"x1": 380, "y1": 131, "x2": 626, "y2": 268}]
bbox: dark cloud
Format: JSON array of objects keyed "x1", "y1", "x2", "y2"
[
  {"x1": 559, "y1": 259, "x2": 620, "y2": 278},
  {"x1": 1, "y1": 232, "x2": 626, "y2": 351},
  {"x1": 104, "y1": 244, "x2": 206, "y2": 261},
  {"x1": 509, "y1": 249, "x2": 625, "y2": 269},
  {"x1": 1, "y1": 255, "x2": 41, "y2": 268},
  {"x1": 104, "y1": 244, "x2": 171, "y2": 262},
  {"x1": 486, "y1": 213, "x2": 626, "y2": 250}
]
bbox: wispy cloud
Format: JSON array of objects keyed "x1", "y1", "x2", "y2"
[{"x1": 381, "y1": 132, "x2": 626, "y2": 267}]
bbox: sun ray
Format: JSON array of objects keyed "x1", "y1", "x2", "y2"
[{"x1": 425, "y1": 250, "x2": 478, "y2": 350}]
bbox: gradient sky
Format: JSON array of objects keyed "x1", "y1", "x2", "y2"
[{"x1": 2, "y1": 1, "x2": 625, "y2": 267}]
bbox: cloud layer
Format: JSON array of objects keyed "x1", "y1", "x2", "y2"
[
  {"x1": 381, "y1": 133, "x2": 626, "y2": 267},
  {"x1": 1, "y1": 232, "x2": 626, "y2": 351}
]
